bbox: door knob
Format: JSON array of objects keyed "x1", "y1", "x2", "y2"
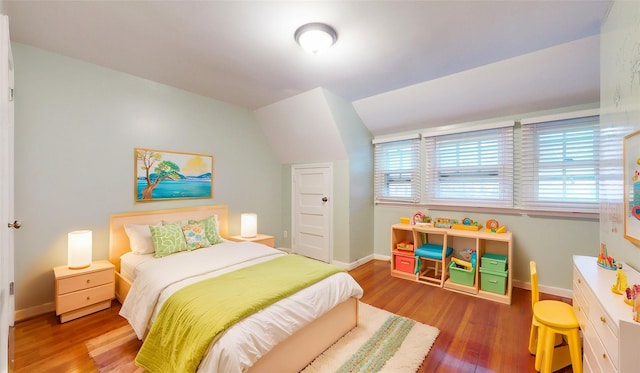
[
  {"x1": 322, "y1": 197, "x2": 328, "y2": 202},
  {"x1": 7, "y1": 220, "x2": 21, "y2": 229}
]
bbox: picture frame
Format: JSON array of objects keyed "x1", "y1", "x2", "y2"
[
  {"x1": 134, "y1": 148, "x2": 213, "y2": 202},
  {"x1": 623, "y1": 130, "x2": 640, "y2": 245}
]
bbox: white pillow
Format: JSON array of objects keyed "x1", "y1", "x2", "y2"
[{"x1": 124, "y1": 223, "x2": 160, "y2": 255}]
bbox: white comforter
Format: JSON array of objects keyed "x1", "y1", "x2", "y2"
[{"x1": 119, "y1": 241, "x2": 363, "y2": 372}]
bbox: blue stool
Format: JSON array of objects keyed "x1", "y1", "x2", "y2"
[{"x1": 414, "y1": 243, "x2": 453, "y2": 287}]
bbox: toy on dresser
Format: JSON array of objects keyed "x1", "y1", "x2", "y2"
[
  {"x1": 612, "y1": 262, "x2": 629, "y2": 295},
  {"x1": 597, "y1": 243, "x2": 617, "y2": 270},
  {"x1": 625, "y1": 284, "x2": 640, "y2": 322}
]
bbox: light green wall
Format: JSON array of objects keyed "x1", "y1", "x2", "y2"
[
  {"x1": 322, "y1": 89, "x2": 374, "y2": 263},
  {"x1": 13, "y1": 43, "x2": 282, "y2": 311},
  {"x1": 599, "y1": 1, "x2": 640, "y2": 272},
  {"x1": 372, "y1": 103, "x2": 603, "y2": 291},
  {"x1": 374, "y1": 206, "x2": 598, "y2": 290}
]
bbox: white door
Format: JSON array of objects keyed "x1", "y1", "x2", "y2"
[
  {"x1": 292, "y1": 164, "x2": 332, "y2": 263},
  {"x1": 0, "y1": 15, "x2": 15, "y2": 372}
]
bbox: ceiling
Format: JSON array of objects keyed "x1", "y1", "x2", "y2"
[{"x1": 4, "y1": 1, "x2": 611, "y2": 135}]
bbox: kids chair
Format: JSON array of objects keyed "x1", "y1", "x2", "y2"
[
  {"x1": 413, "y1": 226, "x2": 453, "y2": 287},
  {"x1": 529, "y1": 261, "x2": 582, "y2": 373}
]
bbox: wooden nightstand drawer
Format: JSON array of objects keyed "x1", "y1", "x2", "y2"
[
  {"x1": 57, "y1": 268, "x2": 113, "y2": 295},
  {"x1": 56, "y1": 282, "x2": 114, "y2": 315},
  {"x1": 54, "y1": 260, "x2": 115, "y2": 322}
]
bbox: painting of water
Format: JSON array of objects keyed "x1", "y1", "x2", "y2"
[{"x1": 135, "y1": 148, "x2": 213, "y2": 202}]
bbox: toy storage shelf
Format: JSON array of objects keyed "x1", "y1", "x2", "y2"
[
  {"x1": 389, "y1": 224, "x2": 513, "y2": 305},
  {"x1": 389, "y1": 224, "x2": 417, "y2": 281}
]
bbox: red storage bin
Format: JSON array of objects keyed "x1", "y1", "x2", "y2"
[{"x1": 394, "y1": 252, "x2": 416, "y2": 274}]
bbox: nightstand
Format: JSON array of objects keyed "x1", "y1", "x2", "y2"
[
  {"x1": 228, "y1": 234, "x2": 275, "y2": 248},
  {"x1": 53, "y1": 259, "x2": 115, "y2": 323}
]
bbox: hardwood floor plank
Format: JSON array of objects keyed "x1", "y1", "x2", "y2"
[{"x1": 9, "y1": 259, "x2": 574, "y2": 372}]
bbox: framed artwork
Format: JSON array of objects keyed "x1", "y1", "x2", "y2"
[
  {"x1": 623, "y1": 131, "x2": 640, "y2": 244},
  {"x1": 135, "y1": 148, "x2": 213, "y2": 202}
]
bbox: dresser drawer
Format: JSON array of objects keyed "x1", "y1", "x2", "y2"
[
  {"x1": 572, "y1": 277, "x2": 588, "y2": 330},
  {"x1": 57, "y1": 282, "x2": 114, "y2": 315},
  {"x1": 583, "y1": 325, "x2": 617, "y2": 373},
  {"x1": 588, "y1": 299, "x2": 619, "y2": 369},
  {"x1": 57, "y1": 268, "x2": 113, "y2": 295}
]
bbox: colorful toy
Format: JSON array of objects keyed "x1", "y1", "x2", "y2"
[
  {"x1": 412, "y1": 212, "x2": 424, "y2": 225},
  {"x1": 452, "y1": 257, "x2": 472, "y2": 270},
  {"x1": 452, "y1": 218, "x2": 482, "y2": 231},
  {"x1": 485, "y1": 219, "x2": 507, "y2": 233},
  {"x1": 435, "y1": 217, "x2": 456, "y2": 229},
  {"x1": 612, "y1": 263, "x2": 629, "y2": 295},
  {"x1": 597, "y1": 243, "x2": 617, "y2": 270},
  {"x1": 460, "y1": 248, "x2": 477, "y2": 268}
]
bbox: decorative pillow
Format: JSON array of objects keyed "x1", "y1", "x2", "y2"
[
  {"x1": 181, "y1": 223, "x2": 210, "y2": 251},
  {"x1": 188, "y1": 215, "x2": 223, "y2": 245},
  {"x1": 150, "y1": 223, "x2": 188, "y2": 258},
  {"x1": 124, "y1": 223, "x2": 161, "y2": 255}
]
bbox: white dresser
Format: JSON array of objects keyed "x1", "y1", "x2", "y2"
[{"x1": 573, "y1": 255, "x2": 640, "y2": 373}]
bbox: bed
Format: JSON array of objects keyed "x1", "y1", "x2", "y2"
[{"x1": 108, "y1": 205, "x2": 363, "y2": 373}]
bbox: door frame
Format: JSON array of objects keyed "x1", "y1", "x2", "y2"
[
  {"x1": 0, "y1": 14, "x2": 15, "y2": 372},
  {"x1": 291, "y1": 162, "x2": 333, "y2": 263}
]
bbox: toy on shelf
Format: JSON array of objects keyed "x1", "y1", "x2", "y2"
[
  {"x1": 452, "y1": 217, "x2": 482, "y2": 231},
  {"x1": 597, "y1": 243, "x2": 617, "y2": 270},
  {"x1": 412, "y1": 212, "x2": 433, "y2": 227},
  {"x1": 612, "y1": 263, "x2": 629, "y2": 295},
  {"x1": 484, "y1": 219, "x2": 507, "y2": 233},
  {"x1": 396, "y1": 240, "x2": 414, "y2": 252},
  {"x1": 461, "y1": 248, "x2": 477, "y2": 268},
  {"x1": 452, "y1": 257, "x2": 472, "y2": 270},
  {"x1": 435, "y1": 217, "x2": 456, "y2": 229},
  {"x1": 399, "y1": 217, "x2": 411, "y2": 224}
]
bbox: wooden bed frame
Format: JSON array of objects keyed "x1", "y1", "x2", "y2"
[{"x1": 108, "y1": 205, "x2": 358, "y2": 372}]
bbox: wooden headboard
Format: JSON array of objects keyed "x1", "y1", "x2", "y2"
[{"x1": 108, "y1": 205, "x2": 229, "y2": 273}]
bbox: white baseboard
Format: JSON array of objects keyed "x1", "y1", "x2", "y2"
[
  {"x1": 15, "y1": 302, "x2": 55, "y2": 322},
  {"x1": 513, "y1": 279, "x2": 572, "y2": 299}
]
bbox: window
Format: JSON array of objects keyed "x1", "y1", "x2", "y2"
[
  {"x1": 519, "y1": 113, "x2": 600, "y2": 213},
  {"x1": 423, "y1": 123, "x2": 514, "y2": 208},
  {"x1": 373, "y1": 136, "x2": 421, "y2": 203}
]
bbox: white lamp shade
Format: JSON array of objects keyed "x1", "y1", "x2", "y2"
[
  {"x1": 68, "y1": 230, "x2": 92, "y2": 269},
  {"x1": 241, "y1": 213, "x2": 257, "y2": 238}
]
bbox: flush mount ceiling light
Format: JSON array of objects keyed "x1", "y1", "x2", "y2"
[{"x1": 294, "y1": 22, "x2": 338, "y2": 55}]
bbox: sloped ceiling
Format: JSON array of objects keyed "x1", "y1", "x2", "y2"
[{"x1": 4, "y1": 1, "x2": 611, "y2": 136}]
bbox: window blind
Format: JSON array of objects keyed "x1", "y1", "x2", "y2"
[
  {"x1": 424, "y1": 126, "x2": 514, "y2": 208},
  {"x1": 519, "y1": 115, "x2": 600, "y2": 213},
  {"x1": 373, "y1": 138, "x2": 421, "y2": 203}
]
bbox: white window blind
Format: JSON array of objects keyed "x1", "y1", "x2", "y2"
[
  {"x1": 519, "y1": 115, "x2": 600, "y2": 213},
  {"x1": 424, "y1": 126, "x2": 514, "y2": 208},
  {"x1": 373, "y1": 137, "x2": 421, "y2": 203}
]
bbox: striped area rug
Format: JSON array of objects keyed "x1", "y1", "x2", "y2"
[
  {"x1": 87, "y1": 302, "x2": 438, "y2": 373},
  {"x1": 302, "y1": 302, "x2": 439, "y2": 373}
]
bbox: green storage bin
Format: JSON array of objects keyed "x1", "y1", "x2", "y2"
[
  {"x1": 480, "y1": 267, "x2": 507, "y2": 294},
  {"x1": 481, "y1": 253, "x2": 507, "y2": 271},
  {"x1": 448, "y1": 260, "x2": 474, "y2": 286}
]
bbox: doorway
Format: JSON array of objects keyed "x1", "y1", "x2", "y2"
[{"x1": 291, "y1": 163, "x2": 332, "y2": 263}]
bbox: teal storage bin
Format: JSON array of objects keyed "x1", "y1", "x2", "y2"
[
  {"x1": 481, "y1": 253, "x2": 507, "y2": 272},
  {"x1": 480, "y1": 267, "x2": 507, "y2": 294},
  {"x1": 448, "y1": 261, "x2": 474, "y2": 286}
]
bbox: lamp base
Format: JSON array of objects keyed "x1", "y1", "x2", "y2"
[{"x1": 68, "y1": 263, "x2": 90, "y2": 270}]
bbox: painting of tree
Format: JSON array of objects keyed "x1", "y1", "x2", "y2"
[{"x1": 134, "y1": 148, "x2": 213, "y2": 202}]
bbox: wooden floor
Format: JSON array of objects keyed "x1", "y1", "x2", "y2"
[{"x1": 9, "y1": 259, "x2": 574, "y2": 372}]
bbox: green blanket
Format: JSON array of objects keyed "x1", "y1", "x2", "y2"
[{"x1": 135, "y1": 254, "x2": 344, "y2": 373}]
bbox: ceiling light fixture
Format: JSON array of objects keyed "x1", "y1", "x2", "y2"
[{"x1": 294, "y1": 23, "x2": 338, "y2": 55}]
